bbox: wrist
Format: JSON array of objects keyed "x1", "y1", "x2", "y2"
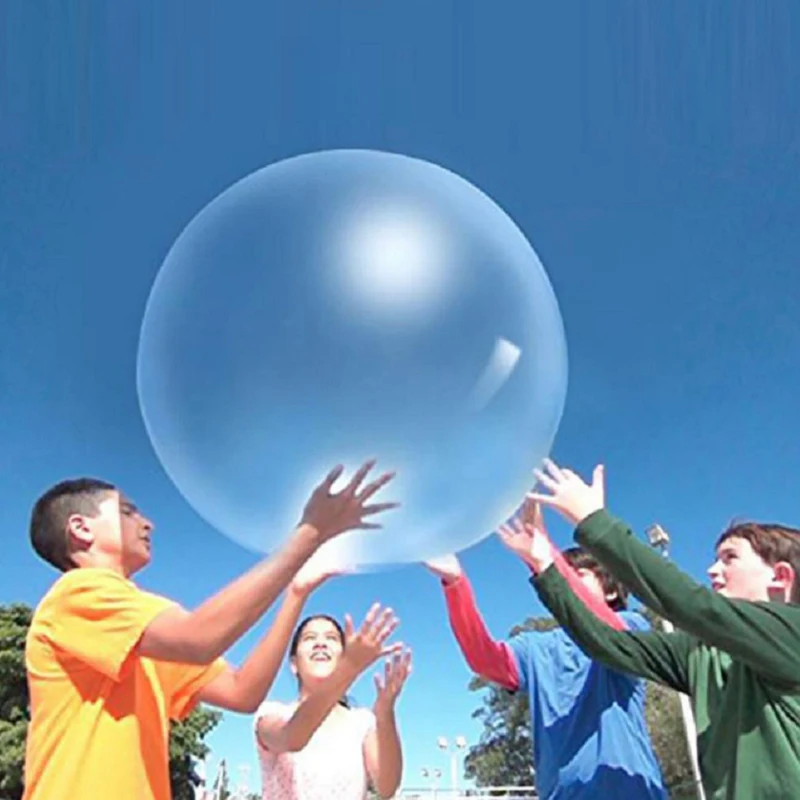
[
  {"x1": 294, "y1": 522, "x2": 326, "y2": 547},
  {"x1": 338, "y1": 653, "x2": 367, "y2": 681},
  {"x1": 287, "y1": 583, "x2": 312, "y2": 602},
  {"x1": 574, "y1": 503, "x2": 604, "y2": 526},
  {"x1": 526, "y1": 553, "x2": 554, "y2": 575},
  {"x1": 374, "y1": 702, "x2": 396, "y2": 722}
]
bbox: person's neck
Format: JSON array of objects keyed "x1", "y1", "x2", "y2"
[
  {"x1": 767, "y1": 586, "x2": 791, "y2": 604},
  {"x1": 72, "y1": 554, "x2": 130, "y2": 577},
  {"x1": 298, "y1": 685, "x2": 346, "y2": 711}
]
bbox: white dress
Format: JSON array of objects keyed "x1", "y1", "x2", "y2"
[{"x1": 255, "y1": 700, "x2": 376, "y2": 800}]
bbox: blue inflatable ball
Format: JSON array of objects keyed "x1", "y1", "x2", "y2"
[{"x1": 136, "y1": 149, "x2": 567, "y2": 570}]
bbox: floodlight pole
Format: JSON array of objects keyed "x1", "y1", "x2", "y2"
[
  {"x1": 437, "y1": 735, "x2": 467, "y2": 794},
  {"x1": 646, "y1": 524, "x2": 706, "y2": 800}
]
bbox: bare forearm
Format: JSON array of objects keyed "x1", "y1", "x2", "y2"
[
  {"x1": 188, "y1": 526, "x2": 321, "y2": 660},
  {"x1": 229, "y1": 590, "x2": 309, "y2": 710},
  {"x1": 282, "y1": 662, "x2": 361, "y2": 751},
  {"x1": 372, "y1": 710, "x2": 403, "y2": 797}
]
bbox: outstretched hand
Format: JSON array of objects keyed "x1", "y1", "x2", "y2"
[
  {"x1": 342, "y1": 603, "x2": 403, "y2": 675},
  {"x1": 527, "y1": 459, "x2": 605, "y2": 526},
  {"x1": 374, "y1": 648, "x2": 413, "y2": 718},
  {"x1": 497, "y1": 499, "x2": 555, "y2": 574},
  {"x1": 300, "y1": 460, "x2": 399, "y2": 541}
]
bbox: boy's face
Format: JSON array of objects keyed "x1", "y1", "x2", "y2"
[
  {"x1": 574, "y1": 567, "x2": 614, "y2": 607},
  {"x1": 68, "y1": 490, "x2": 154, "y2": 575},
  {"x1": 707, "y1": 536, "x2": 792, "y2": 602}
]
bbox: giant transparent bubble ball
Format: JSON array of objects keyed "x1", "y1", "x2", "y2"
[{"x1": 137, "y1": 149, "x2": 567, "y2": 570}]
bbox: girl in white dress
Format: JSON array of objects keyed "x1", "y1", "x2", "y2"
[{"x1": 254, "y1": 559, "x2": 411, "y2": 800}]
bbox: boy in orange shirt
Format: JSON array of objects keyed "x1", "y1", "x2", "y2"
[{"x1": 24, "y1": 461, "x2": 398, "y2": 800}]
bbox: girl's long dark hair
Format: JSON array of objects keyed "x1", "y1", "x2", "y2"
[{"x1": 290, "y1": 614, "x2": 351, "y2": 708}]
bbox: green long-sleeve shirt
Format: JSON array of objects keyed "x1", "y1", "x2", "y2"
[{"x1": 533, "y1": 509, "x2": 800, "y2": 800}]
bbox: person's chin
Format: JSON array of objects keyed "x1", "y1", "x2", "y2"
[
  {"x1": 130, "y1": 550, "x2": 152, "y2": 573},
  {"x1": 307, "y1": 664, "x2": 336, "y2": 681}
]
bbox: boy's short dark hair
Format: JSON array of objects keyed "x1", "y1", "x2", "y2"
[
  {"x1": 30, "y1": 478, "x2": 117, "y2": 572},
  {"x1": 562, "y1": 546, "x2": 629, "y2": 611},
  {"x1": 716, "y1": 521, "x2": 800, "y2": 604}
]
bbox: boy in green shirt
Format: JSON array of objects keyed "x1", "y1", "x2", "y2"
[{"x1": 506, "y1": 458, "x2": 800, "y2": 800}]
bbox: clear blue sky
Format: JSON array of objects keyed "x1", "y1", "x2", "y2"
[{"x1": 3, "y1": 2, "x2": 800, "y2": 793}]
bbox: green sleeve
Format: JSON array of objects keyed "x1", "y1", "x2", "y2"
[
  {"x1": 533, "y1": 565, "x2": 692, "y2": 692},
  {"x1": 575, "y1": 509, "x2": 800, "y2": 686}
]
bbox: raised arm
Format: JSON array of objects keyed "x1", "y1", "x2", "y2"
[
  {"x1": 533, "y1": 563, "x2": 692, "y2": 692},
  {"x1": 439, "y1": 566, "x2": 520, "y2": 690},
  {"x1": 425, "y1": 555, "x2": 521, "y2": 689},
  {"x1": 364, "y1": 649, "x2": 412, "y2": 799},
  {"x1": 257, "y1": 605, "x2": 402, "y2": 753},
  {"x1": 197, "y1": 551, "x2": 344, "y2": 713},
  {"x1": 574, "y1": 510, "x2": 800, "y2": 685},
  {"x1": 137, "y1": 526, "x2": 325, "y2": 664},
  {"x1": 551, "y1": 549, "x2": 626, "y2": 630},
  {"x1": 497, "y1": 501, "x2": 628, "y2": 631},
  {"x1": 138, "y1": 462, "x2": 396, "y2": 665},
  {"x1": 530, "y1": 460, "x2": 800, "y2": 686}
]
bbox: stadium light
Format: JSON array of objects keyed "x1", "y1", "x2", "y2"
[{"x1": 437, "y1": 735, "x2": 467, "y2": 793}]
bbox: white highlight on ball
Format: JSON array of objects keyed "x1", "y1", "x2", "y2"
[
  {"x1": 468, "y1": 337, "x2": 522, "y2": 410},
  {"x1": 335, "y1": 200, "x2": 455, "y2": 323}
]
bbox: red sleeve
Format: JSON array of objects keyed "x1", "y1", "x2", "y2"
[
  {"x1": 442, "y1": 575, "x2": 520, "y2": 690},
  {"x1": 550, "y1": 550, "x2": 628, "y2": 631}
]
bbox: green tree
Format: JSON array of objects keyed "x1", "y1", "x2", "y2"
[
  {"x1": 218, "y1": 771, "x2": 231, "y2": 800},
  {"x1": 0, "y1": 604, "x2": 32, "y2": 800},
  {"x1": 169, "y1": 706, "x2": 223, "y2": 800},
  {"x1": 463, "y1": 613, "x2": 695, "y2": 796},
  {"x1": 0, "y1": 603, "x2": 223, "y2": 800}
]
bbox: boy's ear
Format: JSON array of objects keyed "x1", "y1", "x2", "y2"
[
  {"x1": 769, "y1": 561, "x2": 795, "y2": 603},
  {"x1": 66, "y1": 513, "x2": 94, "y2": 546}
]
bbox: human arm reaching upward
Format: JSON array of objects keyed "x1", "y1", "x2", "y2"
[
  {"x1": 496, "y1": 499, "x2": 628, "y2": 631},
  {"x1": 529, "y1": 459, "x2": 800, "y2": 686},
  {"x1": 256, "y1": 605, "x2": 403, "y2": 753},
  {"x1": 138, "y1": 461, "x2": 397, "y2": 665},
  {"x1": 424, "y1": 556, "x2": 520, "y2": 690},
  {"x1": 364, "y1": 649, "x2": 412, "y2": 799},
  {"x1": 197, "y1": 550, "x2": 346, "y2": 713},
  {"x1": 531, "y1": 562, "x2": 693, "y2": 690},
  {"x1": 425, "y1": 526, "x2": 628, "y2": 693}
]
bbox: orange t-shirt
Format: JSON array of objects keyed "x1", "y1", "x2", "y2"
[{"x1": 24, "y1": 567, "x2": 227, "y2": 800}]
